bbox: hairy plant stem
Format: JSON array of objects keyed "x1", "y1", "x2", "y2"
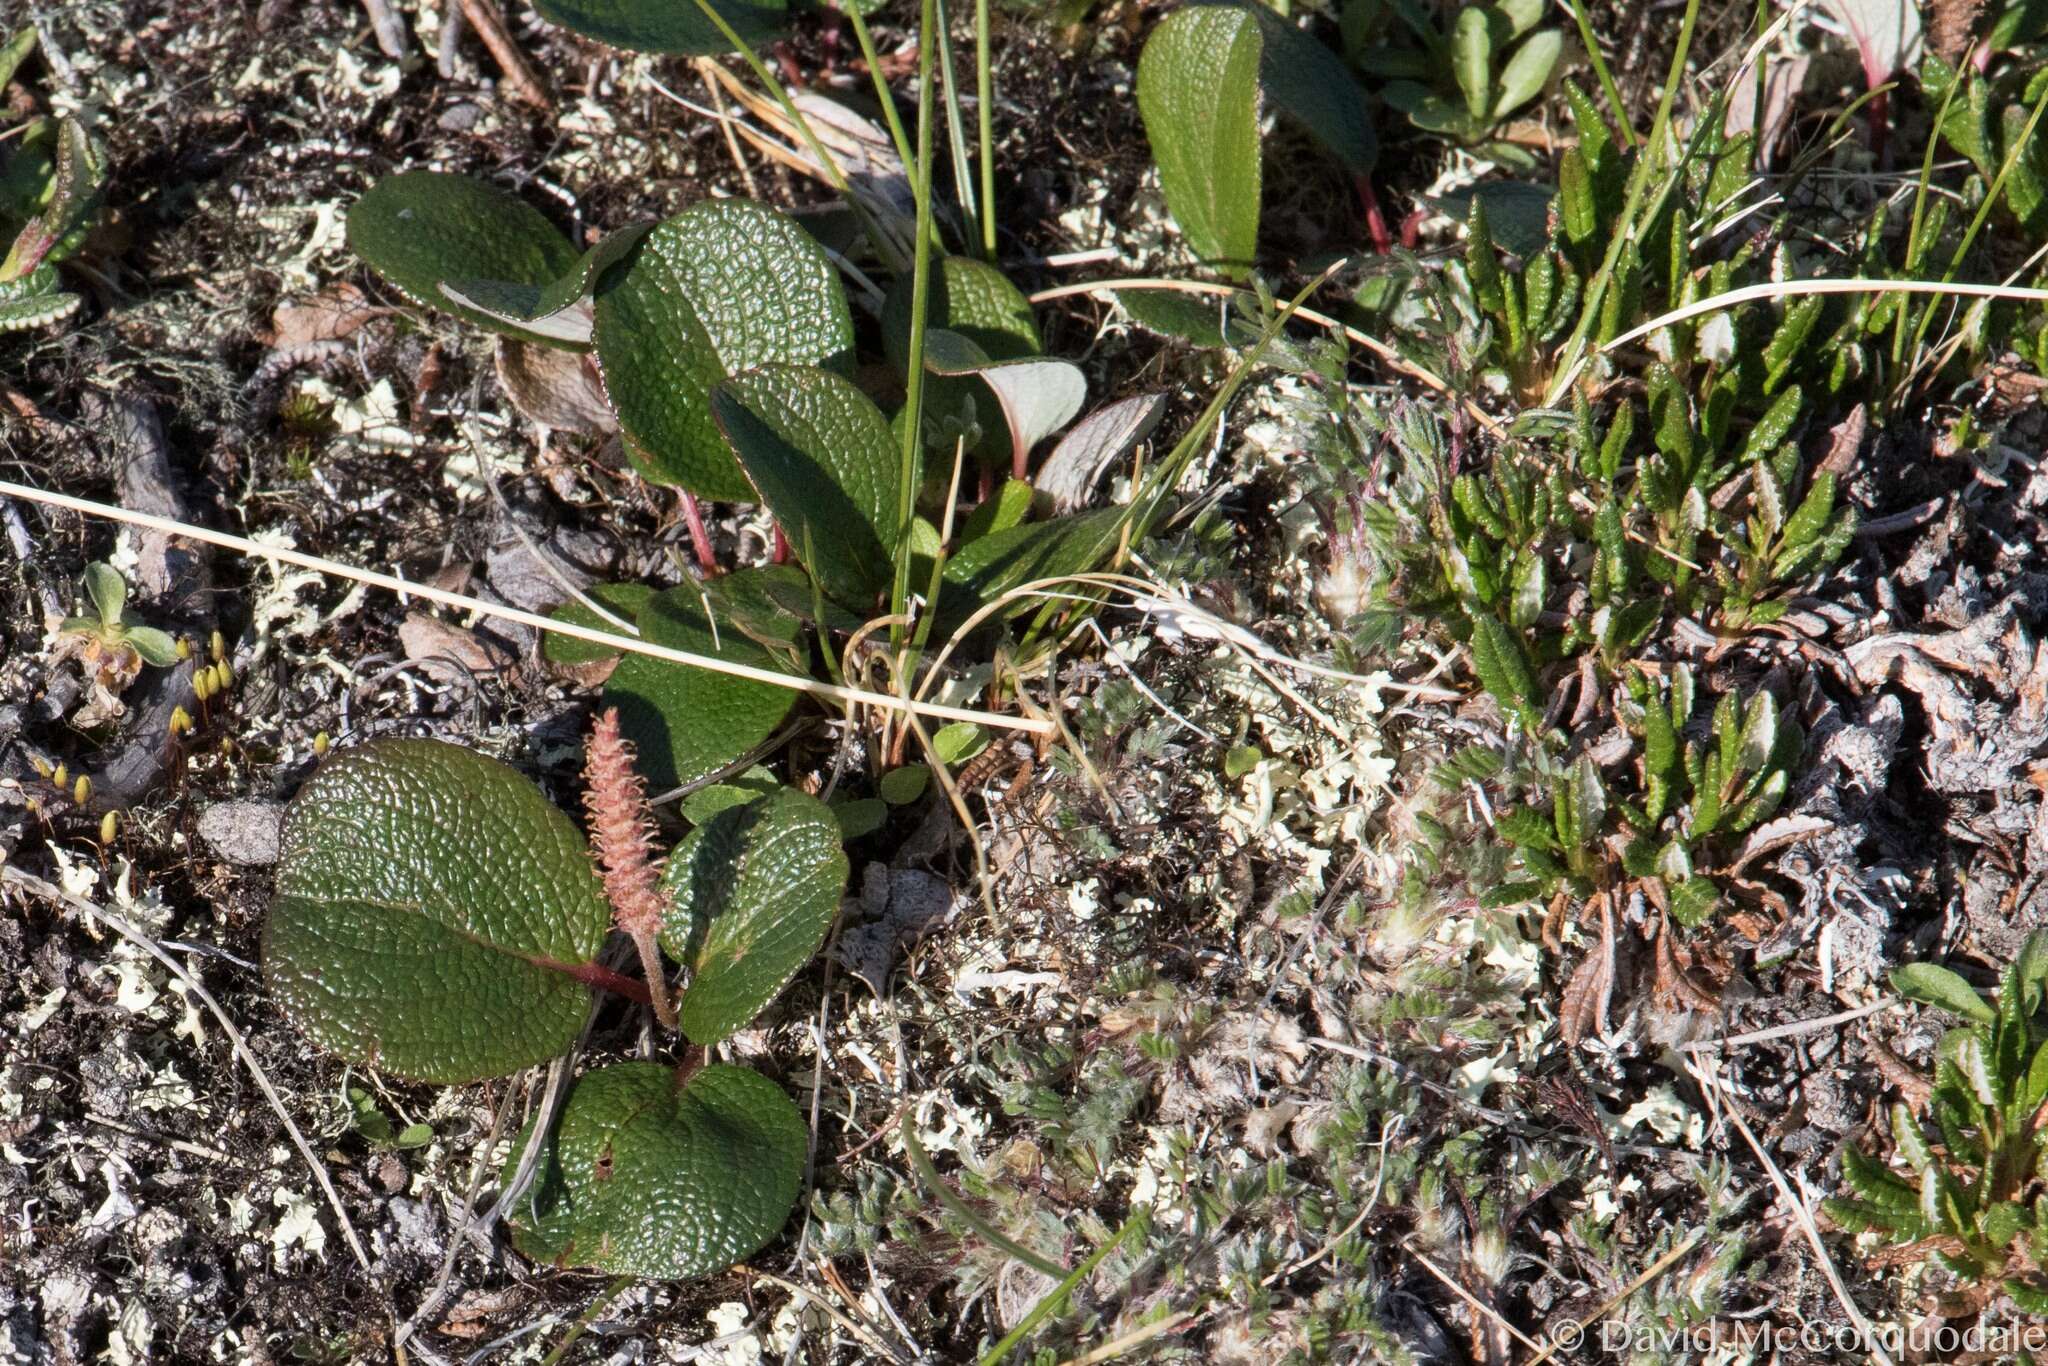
[
  {"x1": 542, "y1": 957, "x2": 655, "y2": 1006},
  {"x1": 630, "y1": 930, "x2": 680, "y2": 1030}
]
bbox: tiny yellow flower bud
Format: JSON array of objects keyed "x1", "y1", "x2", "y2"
[
  {"x1": 73, "y1": 774, "x2": 90, "y2": 805},
  {"x1": 219, "y1": 737, "x2": 232, "y2": 755},
  {"x1": 193, "y1": 670, "x2": 212, "y2": 702},
  {"x1": 214, "y1": 661, "x2": 233, "y2": 692},
  {"x1": 170, "y1": 706, "x2": 192, "y2": 736},
  {"x1": 313, "y1": 731, "x2": 330, "y2": 757},
  {"x1": 30, "y1": 755, "x2": 51, "y2": 780},
  {"x1": 99, "y1": 811, "x2": 118, "y2": 844},
  {"x1": 177, "y1": 637, "x2": 193, "y2": 661},
  {"x1": 51, "y1": 762, "x2": 67, "y2": 791},
  {"x1": 210, "y1": 629, "x2": 226, "y2": 663}
]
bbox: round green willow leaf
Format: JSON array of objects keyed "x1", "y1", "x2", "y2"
[
  {"x1": 603, "y1": 586, "x2": 801, "y2": 791},
  {"x1": 346, "y1": 172, "x2": 579, "y2": 344},
  {"x1": 534, "y1": 0, "x2": 787, "y2": 55},
  {"x1": 713, "y1": 365, "x2": 899, "y2": 609},
  {"x1": 506, "y1": 1062, "x2": 805, "y2": 1278},
  {"x1": 594, "y1": 201, "x2": 853, "y2": 500},
  {"x1": 263, "y1": 739, "x2": 610, "y2": 1084},
  {"x1": 659, "y1": 787, "x2": 848, "y2": 1045},
  {"x1": 882, "y1": 256, "x2": 1041, "y2": 370}
]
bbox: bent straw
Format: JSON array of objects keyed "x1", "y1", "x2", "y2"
[{"x1": 0, "y1": 479, "x2": 1055, "y2": 736}]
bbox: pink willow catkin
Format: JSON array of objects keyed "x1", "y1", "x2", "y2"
[{"x1": 583, "y1": 707, "x2": 678, "y2": 1027}]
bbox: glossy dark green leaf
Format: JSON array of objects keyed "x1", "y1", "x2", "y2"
[
  {"x1": 346, "y1": 172, "x2": 580, "y2": 345},
  {"x1": 441, "y1": 224, "x2": 654, "y2": 348},
  {"x1": 534, "y1": 0, "x2": 787, "y2": 54},
  {"x1": 1240, "y1": 4, "x2": 1377, "y2": 173},
  {"x1": 603, "y1": 586, "x2": 801, "y2": 791},
  {"x1": 713, "y1": 365, "x2": 899, "y2": 608},
  {"x1": 705, "y1": 563, "x2": 864, "y2": 641},
  {"x1": 594, "y1": 201, "x2": 854, "y2": 499},
  {"x1": 506, "y1": 1062, "x2": 805, "y2": 1278},
  {"x1": 660, "y1": 787, "x2": 848, "y2": 1044},
  {"x1": 542, "y1": 583, "x2": 657, "y2": 669},
  {"x1": 264, "y1": 740, "x2": 610, "y2": 1084}
]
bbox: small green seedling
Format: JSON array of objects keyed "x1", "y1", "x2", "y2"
[
  {"x1": 1827, "y1": 933, "x2": 2048, "y2": 1314},
  {"x1": 265, "y1": 728, "x2": 848, "y2": 1278},
  {"x1": 1351, "y1": 0, "x2": 1562, "y2": 149},
  {"x1": 0, "y1": 28, "x2": 106, "y2": 333},
  {"x1": 56, "y1": 563, "x2": 182, "y2": 687},
  {"x1": 345, "y1": 1084, "x2": 434, "y2": 1151}
]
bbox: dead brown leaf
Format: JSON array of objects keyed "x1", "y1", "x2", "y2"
[{"x1": 265, "y1": 282, "x2": 384, "y2": 348}]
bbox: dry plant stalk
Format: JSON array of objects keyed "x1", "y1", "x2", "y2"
[{"x1": 584, "y1": 707, "x2": 677, "y2": 1028}]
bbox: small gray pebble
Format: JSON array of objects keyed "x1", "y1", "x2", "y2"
[{"x1": 197, "y1": 798, "x2": 284, "y2": 866}]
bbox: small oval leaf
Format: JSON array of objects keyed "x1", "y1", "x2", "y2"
[
  {"x1": 603, "y1": 587, "x2": 802, "y2": 791},
  {"x1": 1893, "y1": 962, "x2": 1996, "y2": 1023},
  {"x1": 346, "y1": 172, "x2": 580, "y2": 344},
  {"x1": 264, "y1": 740, "x2": 611, "y2": 1084},
  {"x1": 661, "y1": 787, "x2": 849, "y2": 1045}
]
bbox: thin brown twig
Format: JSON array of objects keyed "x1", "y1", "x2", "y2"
[
  {"x1": 1680, "y1": 996, "x2": 1898, "y2": 1052},
  {"x1": 458, "y1": 0, "x2": 550, "y2": 109}
]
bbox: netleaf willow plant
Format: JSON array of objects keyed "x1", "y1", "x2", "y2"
[{"x1": 265, "y1": 718, "x2": 846, "y2": 1277}]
